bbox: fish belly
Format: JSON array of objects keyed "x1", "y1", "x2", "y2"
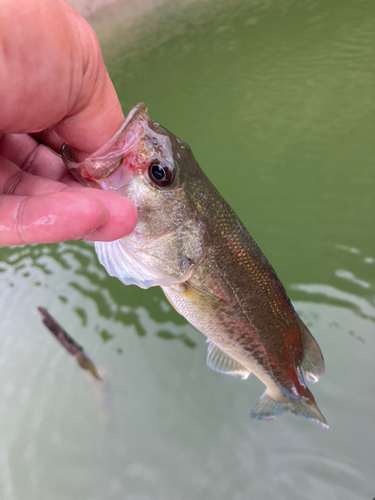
[{"x1": 161, "y1": 283, "x2": 282, "y2": 394}]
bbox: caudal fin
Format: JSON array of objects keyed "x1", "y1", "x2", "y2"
[{"x1": 250, "y1": 390, "x2": 328, "y2": 428}]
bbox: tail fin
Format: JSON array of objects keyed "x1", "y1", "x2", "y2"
[{"x1": 250, "y1": 390, "x2": 328, "y2": 428}]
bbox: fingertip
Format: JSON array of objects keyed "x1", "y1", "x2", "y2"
[
  {"x1": 83, "y1": 191, "x2": 138, "y2": 242},
  {"x1": 0, "y1": 190, "x2": 111, "y2": 246},
  {"x1": 40, "y1": 190, "x2": 110, "y2": 242},
  {"x1": 0, "y1": 188, "x2": 137, "y2": 246}
]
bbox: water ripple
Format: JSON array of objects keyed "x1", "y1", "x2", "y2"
[{"x1": 291, "y1": 283, "x2": 375, "y2": 321}]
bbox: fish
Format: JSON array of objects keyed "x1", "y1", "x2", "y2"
[{"x1": 61, "y1": 103, "x2": 327, "y2": 428}]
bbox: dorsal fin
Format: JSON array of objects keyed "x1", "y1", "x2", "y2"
[{"x1": 207, "y1": 342, "x2": 251, "y2": 379}]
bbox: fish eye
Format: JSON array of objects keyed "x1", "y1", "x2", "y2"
[{"x1": 148, "y1": 161, "x2": 174, "y2": 187}]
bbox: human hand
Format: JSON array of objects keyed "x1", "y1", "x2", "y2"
[{"x1": 0, "y1": 0, "x2": 137, "y2": 246}]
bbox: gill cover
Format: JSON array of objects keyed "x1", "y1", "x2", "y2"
[{"x1": 62, "y1": 103, "x2": 205, "y2": 289}]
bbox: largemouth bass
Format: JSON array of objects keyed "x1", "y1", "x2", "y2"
[{"x1": 61, "y1": 103, "x2": 327, "y2": 428}]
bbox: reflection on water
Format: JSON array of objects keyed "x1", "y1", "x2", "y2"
[
  {"x1": 0, "y1": 223, "x2": 374, "y2": 500},
  {"x1": 293, "y1": 283, "x2": 375, "y2": 323},
  {"x1": 1, "y1": 0, "x2": 375, "y2": 498},
  {"x1": 157, "y1": 330, "x2": 197, "y2": 349},
  {"x1": 292, "y1": 243, "x2": 375, "y2": 327},
  {"x1": 0, "y1": 242, "x2": 197, "y2": 349}
]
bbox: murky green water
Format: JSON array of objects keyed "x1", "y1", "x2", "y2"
[{"x1": 1, "y1": 0, "x2": 374, "y2": 498}]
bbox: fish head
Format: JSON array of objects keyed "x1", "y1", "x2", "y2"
[
  {"x1": 61, "y1": 103, "x2": 176, "y2": 189},
  {"x1": 61, "y1": 103, "x2": 203, "y2": 229},
  {"x1": 61, "y1": 103, "x2": 206, "y2": 288}
]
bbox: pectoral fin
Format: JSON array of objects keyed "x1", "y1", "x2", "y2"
[{"x1": 207, "y1": 342, "x2": 251, "y2": 380}]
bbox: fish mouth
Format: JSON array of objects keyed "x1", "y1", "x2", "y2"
[{"x1": 61, "y1": 103, "x2": 149, "y2": 184}]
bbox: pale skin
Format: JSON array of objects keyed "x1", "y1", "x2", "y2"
[{"x1": 0, "y1": 0, "x2": 138, "y2": 246}]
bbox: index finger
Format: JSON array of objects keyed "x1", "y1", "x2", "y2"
[
  {"x1": 0, "y1": 0, "x2": 124, "y2": 157},
  {"x1": 34, "y1": 12, "x2": 124, "y2": 157}
]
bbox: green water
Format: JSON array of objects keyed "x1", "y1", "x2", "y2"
[{"x1": 0, "y1": 0, "x2": 374, "y2": 498}]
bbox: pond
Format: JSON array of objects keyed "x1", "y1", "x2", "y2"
[{"x1": 0, "y1": 0, "x2": 374, "y2": 498}]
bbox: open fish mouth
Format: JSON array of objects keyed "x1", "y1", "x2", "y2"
[{"x1": 61, "y1": 103, "x2": 149, "y2": 186}]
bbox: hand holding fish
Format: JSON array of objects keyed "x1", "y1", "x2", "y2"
[{"x1": 0, "y1": 0, "x2": 137, "y2": 246}]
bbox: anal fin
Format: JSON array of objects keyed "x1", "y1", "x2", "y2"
[{"x1": 207, "y1": 342, "x2": 251, "y2": 380}]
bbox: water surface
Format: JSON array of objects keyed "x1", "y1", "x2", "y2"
[{"x1": 0, "y1": 0, "x2": 374, "y2": 498}]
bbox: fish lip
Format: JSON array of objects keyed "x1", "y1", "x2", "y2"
[
  {"x1": 91, "y1": 102, "x2": 148, "y2": 160},
  {"x1": 122, "y1": 103, "x2": 148, "y2": 133},
  {"x1": 61, "y1": 103, "x2": 149, "y2": 178}
]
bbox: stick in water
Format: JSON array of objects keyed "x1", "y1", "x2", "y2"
[{"x1": 38, "y1": 307, "x2": 102, "y2": 381}]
